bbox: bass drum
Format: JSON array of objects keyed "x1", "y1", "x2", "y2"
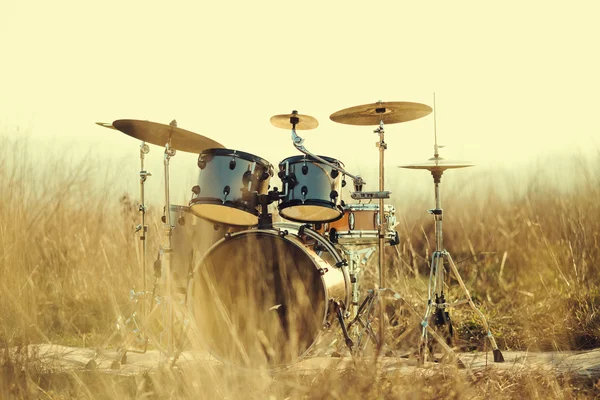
[{"x1": 188, "y1": 223, "x2": 350, "y2": 367}]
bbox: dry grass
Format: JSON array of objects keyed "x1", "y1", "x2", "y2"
[{"x1": 1, "y1": 134, "x2": 600, "y2": 398}]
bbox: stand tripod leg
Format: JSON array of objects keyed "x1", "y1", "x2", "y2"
[
  {"x1": 419, "y1": 251, "x2": 441, "y2": 363},
  {"x1": 446, "y1": 253, "x2": 504, "y2": 362},
  {"x1": 336, "y1": 304, "x2": 354, "y2": 350}
]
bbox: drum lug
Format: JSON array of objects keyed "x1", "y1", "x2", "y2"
[
  {"x1": 278, "y1": 229, "x2": 288, "y2": 237},
  {"x1": 229, "y1": 158, "x2": 236, "y2": 170},
  {"x1": 301, "y1": 164, "x2": 308, "y2": 175},
  {"x1": 349, "y1": 212, "x2": 355, "y2": 230},
  {"x1": 318, "y1": 267, "x2": 328, "y2": 275},
  {"x1": 191, "y1": 185, "x2": 201, "y2": 195},
  {"x1": 301, "y1": 186, "x2": 308, "y2": 201},
  {"x1": 197, "y1": 157, "x2": 206, "y2": 170},
  {"x1": 329, "y1": 228, "x2": 338, "y2": 244},
  {"x1": 224, "y1": 232, "x2": 233, "y2": 240},
  {"x1": 223, "y1": 186, "x2": 230, "y2": 202},
  {"x1": 329, "y1": 190, "x2": 338, "y2": 201},
  {"x1": 331, "y1": 169, "x2": 339, "y2": 179}
]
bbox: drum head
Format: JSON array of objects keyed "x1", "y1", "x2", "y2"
[
  {"x1": 189, "y1": 231, "x2": 327, "y2": 367},
  {"x1": 279, "y1": 204, "x2": 342, "y2": 223},
  {"x1": 190, "y1": 203, "x2": 258, "y2": 226}
]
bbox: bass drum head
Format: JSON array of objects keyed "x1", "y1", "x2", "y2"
[
  {"x1": 189, "y1": 231, "x2": 328, "y2": 367},
  {"x1": 279, "y1": 203, "x2": 342, "y2": 223}
]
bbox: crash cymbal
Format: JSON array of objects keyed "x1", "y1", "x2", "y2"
[
  {"x1": 330, "y1": 101, "x2": 432, "y2": 126},
  {"x1": 399, "y1": 157, "x2": 474, "y2": 171},
  {"x1": 96, "y1": 122, "x2": 116, "y2": 130},
  {"x1": 270, "y1": 111, "x2": 318, "y2": 130},
  {"x1": 111, "y1": 119, "x2": 225, "y2": 153}
]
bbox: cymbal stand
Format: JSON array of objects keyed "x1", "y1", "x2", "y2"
[
  {"x1": 136, "y1": 142, "x2": 151, "y2": 318},
  {"x1": 418, "y1": 166, "x2": 504, "y2": 364},
  {"x1": 98, "y1": 130, "x2": 186, "y2": 369},
  {"x1": 374, "y1": 118, "x2": 387, "y2": 352}
]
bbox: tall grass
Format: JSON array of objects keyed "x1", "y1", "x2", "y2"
[{"x1": 1, "y1": 133, "x2": 600, "y2": 398}]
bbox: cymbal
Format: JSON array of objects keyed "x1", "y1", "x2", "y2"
[
  {"x1": 95, "y1": 122, "x2": 116, "y2": 130},
  {"x1": 330, "y1": 101, "x2": 432, "y2": 126},
  {"x1": 399, "y1": 157, "x2": 474, "y2": 171},
  {"x1": 270, "y1": 111, "x2": 318, "y2": 130},
  {"x1": 111, "y1": 119, "x2": 225, "y2": 153}
]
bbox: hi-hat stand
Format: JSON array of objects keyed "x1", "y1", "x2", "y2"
[{"x1": 399, "y1": 96, "x2": 504, "y2": 364}]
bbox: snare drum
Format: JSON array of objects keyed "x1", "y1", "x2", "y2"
[
  {"x1": 277, "y1": 155, "x2": 344, "y2": 223},
  {"x1": 317, "y1": 203, "x2": 398, "y2": 245},
  {"x1": 190, "y1": 149, "x2": 273, "y2": 226}
]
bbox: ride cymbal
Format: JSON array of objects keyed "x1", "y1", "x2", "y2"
[
  {"x1": 330, "y1": 101, "x2": 432, "y2": 126},
  {"x1": 270, "y1": 111, "x2": 318, "y2": 130},
  {"x1": 399, "y1": 157, "x2": 474, "y2": 172},
  {"x1": 110, "y1": 119, "x2": 225, "y2": 153}
]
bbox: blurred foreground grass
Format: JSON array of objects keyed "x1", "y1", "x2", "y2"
[{"x1": 1, "y1": 136, "x2": 600, "y2": 398}]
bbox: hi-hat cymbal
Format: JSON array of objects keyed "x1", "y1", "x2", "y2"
[
  {"x1": 110, "y1": 119, "x2": 225, "y2": 153},
  {"x1": 270, "y1": 111, "x2": 318, "y2": 130},
  {"x1": 399, "y1": 157, "x2": 474, "y2": 172},
  {"x1": 330, "y1": 101, "x2": 432, "y2": 126}
]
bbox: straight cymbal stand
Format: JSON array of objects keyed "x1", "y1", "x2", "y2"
[{"x1": 88, "y1": 126, "x2": 187, "y2": 369}]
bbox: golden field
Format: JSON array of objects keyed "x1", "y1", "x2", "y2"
[{"x1": 1, "y1": 135, "x2": 600, "y2": 399}]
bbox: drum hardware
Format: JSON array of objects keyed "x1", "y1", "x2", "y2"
[
  {"x1": 350, "y1": 191, "x2": 391, "y2": 200},
  {"x1": 343, "y1": 246, "x2": 376, "y2": 321},
  {"x1": 270, "y1": 110, "x2": 367, "y2": 196},
  {"x1": 89, "y1": 119, "x2": 223, "y2": 370},
  {"x1": 399, "y1": 96, "x2": 504, "y2": 364},
  {"x1": 329, "y1": 100, "x2": 431, "y2": 354}
]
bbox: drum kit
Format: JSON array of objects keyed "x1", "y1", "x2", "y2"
[{"x1": 86, "y1": 98, "x2": 504, "y2": 370}]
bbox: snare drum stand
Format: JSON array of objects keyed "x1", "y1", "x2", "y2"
[{"x1": 418, "y1": 165, "x2": 504, "y2": 364}]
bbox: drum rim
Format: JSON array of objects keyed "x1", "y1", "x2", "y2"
[
  {"x1": 279, "y1": 154, "x2": 344, "y2": 167},
  {"x1": 278, "y1": 200, "x2": 344, "y2": 223},
  {"x1": 342, "y1": 203, "x2": 396, "y2": 211},
  {"x1": 189, "y1": 198, "x2": 259, "y2": 225},
  {"x1": 199, "y1": 148, "x2": 273, "y2": 169}
]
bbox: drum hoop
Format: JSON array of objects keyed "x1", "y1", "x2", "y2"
[
  {"x1": 279, "y1": 154, "x2": 344, "y2": 167},
  {"x1": 190, "y1": 197, "x2": 257, "y2": 213},
  {"x1": 200, "y1": 148, "x2": 273, "y2": 169},
  {"x1": 278, "y1": 200, "x2": 344, "y2": 223}
]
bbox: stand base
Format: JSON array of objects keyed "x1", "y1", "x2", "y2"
[{"x1": 420, "y1": 250, "x2": 504, "y2": 363}]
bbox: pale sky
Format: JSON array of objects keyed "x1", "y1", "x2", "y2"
[{"x1": 1, "y1": 1, "x2": 599, "y2": 203}]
